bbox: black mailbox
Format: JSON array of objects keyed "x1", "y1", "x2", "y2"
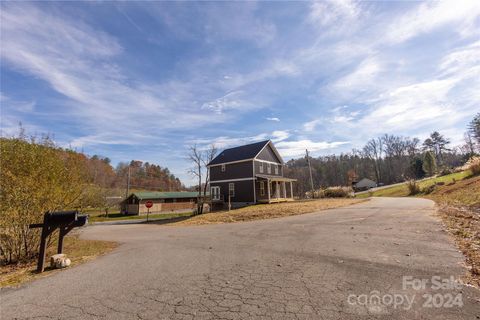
[
  {"x1": 45, "y1": 210, "x2": 78, "y2": 226},
  {"x1": 29, "y1": 210, "x2": 89, "y2": 273},
  {"x1": 72, "y1": 214, "x2": 88, "y2": 227}
]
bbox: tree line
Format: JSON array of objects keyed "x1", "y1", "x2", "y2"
[
  {"x1": 285, "y1": 113, "x2": 480, "y2": 197},
  {"x1": 0, "y1": 131, "x2": 183, "y2": 264}
]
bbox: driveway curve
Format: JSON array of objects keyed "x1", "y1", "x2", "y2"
[{"x1": 1, "y1": 197, "x2": 478, "y2": 319}]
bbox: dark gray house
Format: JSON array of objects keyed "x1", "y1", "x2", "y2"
[{"x1": 207, "y1": 140, "x2": 296, "y2": 208}]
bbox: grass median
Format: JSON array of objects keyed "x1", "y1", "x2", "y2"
[
  {"x1": 171, "y1": 198, "x2": 367, "y2": 226},
  {"x1": 0, "y1": 236, "x2": 117, "y2": 288}
]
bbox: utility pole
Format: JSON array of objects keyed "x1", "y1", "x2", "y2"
[{"x1": 306, "y1": 149, "x2": 315, "y2": 198}]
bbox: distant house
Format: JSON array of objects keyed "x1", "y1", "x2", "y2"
[
  {"x1": 121, "y1": 192, "x2": 203, "y2": 215},
  {"x1": 207, "y1": 140, "x2": 296, "y2": 209},
  {"x1": 352, "y1": 178, "x2": 377, "y2": 191}
]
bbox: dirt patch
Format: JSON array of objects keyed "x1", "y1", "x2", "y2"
[
  {"x1": 171, "y1": 198, "x2": 367, "y2": 226},
  {"x1": 0, "y1": 236, "x2": 117, "y2": 288},
  {"x1": 435, "y1": 205, "x2": 480, "y2": 288}
]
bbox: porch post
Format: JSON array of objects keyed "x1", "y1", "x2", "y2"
[
  {"x1": 267, "y1": 179, "x2": 271, "y2": 203},
  {"x1": 276, "y1": 182, "x2": 279, "y2": 199},
  {"x1": 290, "y1": 181, "x2": 293, "y2": 199},
  {"x1": 283, "y1": 181, "x2": 286, "y2": 199}
]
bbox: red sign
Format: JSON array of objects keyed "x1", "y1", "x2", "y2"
[{"x1": 145, "y1": 200, "x2": 153, "y2": 208}]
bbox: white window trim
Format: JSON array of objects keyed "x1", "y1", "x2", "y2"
[
  {"x1": 228, "y1": 183, "x2": 235, "y2": 197},
  {"x1": 211, "y1": 186, "x2": 221, "y2": 200},
  {"x1": 260, "y1": 181, "x2": 265, "y2": 196}
]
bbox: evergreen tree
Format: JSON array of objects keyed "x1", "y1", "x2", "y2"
[
  {"x1": 422, "y1": 151, "x2": 437, "y2": 176},
  {"x1": 468, "y1": 113, "x2": 480, "y2": 145},
  {"x1": 409, "y1": 157, "x2": 425, "y2": 179}
]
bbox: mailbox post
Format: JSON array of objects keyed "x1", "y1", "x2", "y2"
[{"x1": 29, "y1": 210, "x2": 88, "y2": 273}]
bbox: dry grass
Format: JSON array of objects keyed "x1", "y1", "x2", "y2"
[
  {"x1": 425, "y1": 175, "x2": 480, "y2": 288},
  {"x1": 172, "y1": 198, "x2": 366, "y2": 226},
  {"x1": 0, "y1": 236, "x2": 117, "y2": 288}
]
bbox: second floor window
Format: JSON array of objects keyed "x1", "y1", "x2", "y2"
[
  {"x1": 267, "y1": 163, "x2": 271, "y2": 174},
  {"x1": 275, "y1": 165, "x2": 279, "y2": 175},
  {"x1": 259, "y1": 163, "x2": 264, "y2": 173},
  {"x1": 221, "y1": 164, "x2": 226, "y2": 172}
]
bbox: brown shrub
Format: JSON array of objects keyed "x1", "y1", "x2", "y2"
[
  {"x1": 322, "y1": 186, "x2": 353, "y2": 198},
  {"x1": 407, "y1": 180, "x2": 420, "y2": 195},
  {"x1": 469, "y1": 156, "x2": 480, "y2": 176}
]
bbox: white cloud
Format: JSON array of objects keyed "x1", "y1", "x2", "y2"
[
  {"x1": 275, "y1": 139, "x2": 349, "y2": 157},
  {"x1": 201, "y1": 91, "x2": 249, "y2": 114},
  {"x1": 332, "y1": 56, "x2": 381, "y2": 91},
  {"x1": 384, "y1": 0, "x2": 480, "y2": 44},
  {"x1": 271, "y1": 130, "x2": 290, "y2": 142},
  {"x1": 439, "y1": 40, "x2": 480, "y2": 76},
  {"x1": 266, "y1": 117, "x2": 280, "y2": 122},
  {"x1": 0, "y1": 4, "x2": 263, "y2": 150},
  {"x1": 303, "y1": 119, "x2": 322, "y2": 132},
  {"x1": 309, "y1": 0, "x2": 360, "y2": 27}
]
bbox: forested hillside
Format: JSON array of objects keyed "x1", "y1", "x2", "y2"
[{"x1": 285, "y1": 121, "x2": 479, "y2": 197}]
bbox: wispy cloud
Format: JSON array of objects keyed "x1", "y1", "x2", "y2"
[
  {"x1": 303, "y1": 119, "x2": 322, "y2": 132},
  {"x1": 384, "y1": 0, "x2": 480, "y2": 44},
  {"x1": 266, "y1": 117, "x2": 280, "y2": 122},
  {"x1": 276, "y1": 140, "x2": 350, "y2": 157}
]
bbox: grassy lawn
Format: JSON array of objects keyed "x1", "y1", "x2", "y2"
[
  {"x1": 0, "y1": 236, "x2": 117, "y2": 288},
  {"x1": 356, "y1": 170, "x2": 472, "y2": 198},
  {"x1": 172, "y1": 198, "x2": 367, "y2": 226},
  {"x1": 89, "y1": 211, "x2": 193, "y2": 222}
]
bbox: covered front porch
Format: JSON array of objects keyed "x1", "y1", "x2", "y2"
[{"x1": 255, "y1": 174, "x2": 296, "y2": 203}]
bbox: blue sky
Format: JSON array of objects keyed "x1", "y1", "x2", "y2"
[{"x1": 1, "y1": 1, "x2": 479, "y2": 185}]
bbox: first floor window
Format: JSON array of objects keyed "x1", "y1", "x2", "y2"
[
  {"x1": 229, "y1": 183, "x2": 235, "y2": 197},
  {"x1": 260, "y1": 181, "x2": 265, "y2": 196},
  {"x1": 211, "y1": 186, "x2": 220, "y2": 200}
]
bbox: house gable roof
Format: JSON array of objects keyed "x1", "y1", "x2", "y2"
[{"x1": 208, "y1": 140, "x2": 270, "y2": 166}]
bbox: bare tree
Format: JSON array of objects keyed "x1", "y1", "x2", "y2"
[
  {"x1": 462, "y1": 132, "x2": 476, "y2": 157},
  {"x1": 363, "y1": 137, "x2": 383, "y2": 182},
  {"x1": 188, "y1": 144, "x2": 203, "y2": 214},
  {"x1": 201, "y1": 144, "x2": 217, "y2": 202}
]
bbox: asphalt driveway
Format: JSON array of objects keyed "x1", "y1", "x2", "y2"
[{"x1": 1, "y1": 197, "x2": 479, "y2": 319}]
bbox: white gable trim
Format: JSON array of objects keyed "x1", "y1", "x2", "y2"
[{"x1": 254, "y1": 140, "x2": 284, "y2": 164}]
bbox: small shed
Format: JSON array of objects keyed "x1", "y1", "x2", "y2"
[
  {"x1": 353, "y1": 178, "x2": 377, "y2": 191},
  {"x1": 121, "y1": 192, "x2": 204, "y2": 215}
]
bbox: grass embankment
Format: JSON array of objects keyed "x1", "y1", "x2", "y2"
[
  {"x1": 425, "y1": 175, "x2": 480, "y2": 287},
  {"x1": 0, "y1": 236, "x2": 117, "y2": 288},
  {"x1": 172, "y1": 198, "x2": 366, "y2": 226},
  {"x1": 356, "y1": 170, "x2": 479, "y2": 287},
  {"x1": 356, "y1": 170, "x2": 471, "y2": 198}
]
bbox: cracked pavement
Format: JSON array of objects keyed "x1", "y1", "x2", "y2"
[{"x1": 1, "y1": 197, "x2": 479, "y2": 319}]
